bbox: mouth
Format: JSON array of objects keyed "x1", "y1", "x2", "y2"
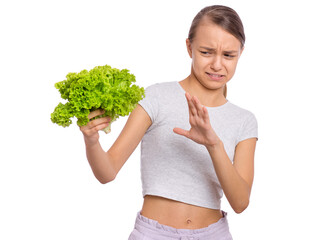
[{"x1": 206, "y1": 72, "x2": 225, "y2": 81}]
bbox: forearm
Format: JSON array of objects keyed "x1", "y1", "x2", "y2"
[
  {"x1": 85, "y1": 140, "x2": 116, "y2": 184},
  {"x1": 207, "y1": 141, "x2": 251, "y2": 213}
]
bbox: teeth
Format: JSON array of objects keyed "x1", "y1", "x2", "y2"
[{"x1": 209, "y1": 73, "x2": 223, "y2": 77}]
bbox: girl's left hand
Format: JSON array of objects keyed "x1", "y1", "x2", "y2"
[{"x1": 173, "y1": 92, "x2": 221, "y2": 148}]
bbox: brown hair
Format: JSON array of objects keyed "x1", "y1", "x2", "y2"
[{"x1": 188, "y1": 5, "x2": 245, "y2": 98}]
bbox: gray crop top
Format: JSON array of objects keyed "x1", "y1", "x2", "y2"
[{"x1": 138, "y1": 81, "x2": 258, "y2": 209}]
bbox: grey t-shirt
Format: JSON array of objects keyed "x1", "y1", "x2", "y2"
[{"x1": 138, "y1": 81, "x2": 258, "y2": 209}]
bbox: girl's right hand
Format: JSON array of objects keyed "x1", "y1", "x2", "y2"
[{"x1": 79, "y1": 109, "x2": 111, "y2": 146}]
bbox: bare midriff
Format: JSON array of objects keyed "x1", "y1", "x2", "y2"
[{"x1": 140, "y1": 195, "x2": 223, "y2": 229}]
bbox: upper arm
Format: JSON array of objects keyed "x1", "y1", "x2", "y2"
[
  {"x1": 107, "y1": 104, "x2": 152, "y2": 177},
  {"x1": 233, "y1": 138, "x2": 257, "y2": 193}
]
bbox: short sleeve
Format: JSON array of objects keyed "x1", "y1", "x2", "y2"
[
  {"x1": 137, "y1": 84, "x2": 159, "y2": 123},
  {"x1": 236, "y1": 112, "x2": 258, "y2": 144}
]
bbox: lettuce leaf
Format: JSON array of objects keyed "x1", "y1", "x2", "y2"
[{"x1": 51, "y1": 65, "x2": 145, "y2": 133}]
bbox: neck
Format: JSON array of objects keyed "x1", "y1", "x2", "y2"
[{"x1": 179, "y1": 74, "x2": 227, "y2": 107}]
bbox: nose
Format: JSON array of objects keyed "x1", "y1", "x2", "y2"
[{"x1": 210, "y1": 55, "x2": 222, "y2": 71}]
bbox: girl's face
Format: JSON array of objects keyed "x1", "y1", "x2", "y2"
[{"x1": 187, "y1": 20, "x2": 243, "y2": 91}]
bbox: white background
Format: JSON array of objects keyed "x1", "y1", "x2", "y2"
[{"x1": 1, "y1": 0, "x2": 335, "y2": 239}]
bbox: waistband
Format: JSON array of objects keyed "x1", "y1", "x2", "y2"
[{"x1": 134, "y1": 210, "x2": 229, "y2": 238}]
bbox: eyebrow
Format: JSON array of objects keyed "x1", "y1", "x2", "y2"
[{"x1": 200, "y1": 46, "x2": 238, "y2": 54}]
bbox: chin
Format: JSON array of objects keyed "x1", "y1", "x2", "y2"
[
  {"x1": 192, "y1": 70, "x2": 227, "y2": 90},
  {"x1": 202, "y1": 76, "x2": 227, "y2": 90}
]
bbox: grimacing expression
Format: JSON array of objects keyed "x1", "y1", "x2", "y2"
[{"x1": 187, "y1": 20, "x2": 243, "y2": 91}]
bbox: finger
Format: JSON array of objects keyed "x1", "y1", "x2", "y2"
[
  {"x1": 80, "y1": 116, "x2": 110, "y2": 132},
  {"x1": 202, "y1": 106, "x2": 210, "y2": 124},
  {"x1": 185, "y1": 92, "x2": 192, "y2": 101},
  {"x1": 191, "y1": 96, "x2": 207, "y2": 121},
  {"x1": 173, "y1": 127, "x2": 189, "y2": 138},
  {"x1": 88, "y1": 109, "x2": 105, "y2": 120},
  {"x1": 192, "y1": 96, "x2": 204, "y2": 117},
  {"x1": 81, "y1": 122, "x2": 110, "y2": 136},
  {"x1": 88, "y1": 116, "x2": 111, "y2": 128},
  {"x1": 185, "y1": 93, "x2": 197, "y2": 116},
  {"x1": 81, "y1": 118, "x2": 110, "y2": 132},
  {"x1": 90, "y1": 121, "x2": 110, "y2": 132}
]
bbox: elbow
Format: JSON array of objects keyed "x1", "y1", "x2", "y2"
[
  {"x1": 232, "y1": 199, "x2": 249, "y2": 214},
  {"x1": 233, "y1": 206, "x2": 247, "y2": 214},
  {"x1": 99, "y1": 179, "x2": 113, "y2": 184},
  {"x1": 97, "y1": 174, "x2": 116, "y2": 184}
]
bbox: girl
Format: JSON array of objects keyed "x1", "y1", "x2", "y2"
[{"x1": 80, "y1": 5, "x2": 258, "y2": 240}]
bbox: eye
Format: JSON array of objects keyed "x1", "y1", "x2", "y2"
[
  {"x1": 200, "y1": 51, "x2": 211, "y2": 55},
  {"x1": 224, "y1": 54, "x2": 236, "y2": 59}
]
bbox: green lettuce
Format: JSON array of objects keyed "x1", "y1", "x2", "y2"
[{"x1": 51, "y1": 65, "x2": 145, "y2": 133}]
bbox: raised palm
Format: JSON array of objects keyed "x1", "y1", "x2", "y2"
[{"x1": 173, "y1": 93, "x2": 220, "y2": 148}]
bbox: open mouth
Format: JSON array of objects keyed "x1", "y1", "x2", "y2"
[{"x1": 206, "y1": 72, "x2": 225, "y2": 80}]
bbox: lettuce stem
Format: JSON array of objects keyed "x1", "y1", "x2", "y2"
[{"x1": 102, "y1": 121, "x2": 112, "y2": 134}]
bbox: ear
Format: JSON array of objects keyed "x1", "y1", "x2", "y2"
[{"x1": 186, "y1": 38, "x2": 192, "y2": 58}]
